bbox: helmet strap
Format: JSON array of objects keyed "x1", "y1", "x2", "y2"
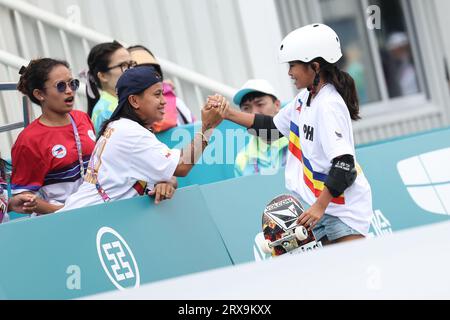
[
  {"x1": 313, "y1": 72, "x2": 321, "y2": 87},
  {"x1": 307, "y1": 71, "x2": 321, "y2": 107},
  {"x1": 307, "y1": 72, "x2": 321, "y2": 94}
]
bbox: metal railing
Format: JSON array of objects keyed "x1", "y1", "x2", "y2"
[
  {"x1": 0, "y1": 82, "x2": 30, "y2": 133},
  {"x1": 0, "y1": 47, "x2": 87, "y2": 118},
  {"x1": 0, "y1": 0, "x2": 237, "y2": 104}
]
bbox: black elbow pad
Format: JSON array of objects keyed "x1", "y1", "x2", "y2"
[{"x1": 324, "y1": 155, "x2": 357, "y2": 198}]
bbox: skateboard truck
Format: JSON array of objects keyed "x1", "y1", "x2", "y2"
[
  {"x1": 260, "y1": 226, "x2": 308, "y2": 255},
  {"x1": 260, "y1": 194, "x2": 322, "y2": 257}
]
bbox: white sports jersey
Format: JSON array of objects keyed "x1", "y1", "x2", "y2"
[
  {"x1": 274, "y1": 84, "x2": 373, "y2": 235},
  {"x1": 60, "y1": 118, "x2": 180, "y2": 211}
]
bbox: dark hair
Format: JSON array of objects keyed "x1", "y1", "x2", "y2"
[
  {"x1": 128, "y1": 45, "x2": 163, "y2": 79},
  {"x1": 305, "y1": 58, "x2": 360, "y2": 121},
  {"x1": 97, "y1": 95, "x2": 147, "y2": 140},
  {"x1": 0, "y1": 158, "x2": 11, "y2": 181},
  {"x1": 86, "y1": 41, "x2": 124, "y2": 117},
  {"x1": 240, "y1": 91, "x2": 277, "y2": 107},
  {"x1": 17, "y1": 58, "x2": 70, "y2": 106}
]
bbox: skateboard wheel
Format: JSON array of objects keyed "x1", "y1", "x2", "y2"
[
  {"x1": 259, "y1": 239, "x2": 272, "y2": 255},
  {"x1": 295, "y1": 226, "x2": 308, "y2": 241}
]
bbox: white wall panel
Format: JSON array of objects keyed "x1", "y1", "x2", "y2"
[{"x1": 1, "y1": 0, "x2": 450, "y2": 153}]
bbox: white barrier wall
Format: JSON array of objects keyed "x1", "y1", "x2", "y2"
[{"x1": 88, "y1": 221, "x2": 450, "y2": 300}]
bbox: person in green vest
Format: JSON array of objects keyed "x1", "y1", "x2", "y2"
[{"x1": 233, "y1": 79, "x2": 288, "y2": 177}]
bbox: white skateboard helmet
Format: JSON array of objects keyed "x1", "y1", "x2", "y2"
[{"x1": 279, "y1": 23, "x2": 343, "y2": 64}]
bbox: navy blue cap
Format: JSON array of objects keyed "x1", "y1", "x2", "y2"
[{"x1": 112, "y1": 65, "x2": 162, "y2": 119}]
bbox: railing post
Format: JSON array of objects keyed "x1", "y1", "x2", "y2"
[
  {"x1": 13, "y1": 11, "x2": 30, "y2": 59},
  {"x1": 37, "y1": 20, "x2": 50, "y2": 56},
  {"x1": 22, "y1": 96, "x2": 30, "y2": 127},
  {"x1": 0, "y1": 82, "x2": 31, "y2": 133}
]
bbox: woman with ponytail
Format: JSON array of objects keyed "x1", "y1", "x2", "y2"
[
  {"x1": 86, "y1": 41, "x2": 137, "y2": 132},
  {"x1": 211, "y1": 24, "x2": 373, "y2": 246}
]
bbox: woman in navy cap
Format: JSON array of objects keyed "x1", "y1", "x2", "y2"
[{"x1": 60, "y1": 65, "x2": 225, "y2": 210}]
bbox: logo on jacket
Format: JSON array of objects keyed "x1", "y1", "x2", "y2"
[
  {"x1": 296, "y1": 98, "x2": 303, "y2": 112},
  {"x1": 52, "y1": 145, "x2": 67, "y2": 159}
]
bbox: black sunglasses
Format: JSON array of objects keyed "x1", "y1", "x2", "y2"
[
  {"x1": 54, "y1": 79, "x2": 80, "y2": 93},
  {"x1": 107, "y1": 60, "x2": 138, "y2": 73}
]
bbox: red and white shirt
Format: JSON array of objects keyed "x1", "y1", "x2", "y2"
[{"x1": 11, "y1": 110, "x2": 96, "y2": 205}]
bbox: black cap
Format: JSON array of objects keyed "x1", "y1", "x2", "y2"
[{"x1": 112, "y1": 65, "x2": 162, "y2": 119}]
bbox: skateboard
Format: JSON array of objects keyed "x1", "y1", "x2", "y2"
[{"x1": 257, "y1": 194, "x2": 322, "y2": 257}]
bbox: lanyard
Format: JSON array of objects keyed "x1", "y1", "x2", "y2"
[
  {"x1": 86, "y1": 159, "x2": 111, "y2": 203},
  {"x1": 95, "y1": 181, "x2": 111, "y2": 203},
  {"x1": 69, "y1": 114, "x2": 85, "y2": 179},
  {"x1": 84, "y1": 126, "x2": 111, "y2": 203},
  {"x1": 69, "y1": 115, "x2": 112, "y2": 203},
  {"x1": 86, "y1": 152, "x2": 111, "y2": 203},
  {"x1": 70, "y1": 114, "x2": 110, "y2": 202}
]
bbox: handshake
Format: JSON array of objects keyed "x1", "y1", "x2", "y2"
[{"x1": 201, "y1": 94, "x2": 231, "y2": 131}]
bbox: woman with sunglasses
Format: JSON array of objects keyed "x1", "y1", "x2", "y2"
[
  {"x1": 86, "y1": 41, "x2": 137, "y2": 133},
  {"x1": 11, "y1": 58, "x2": 96, "y2": 214}
]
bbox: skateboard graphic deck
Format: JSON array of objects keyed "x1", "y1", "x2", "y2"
[{"x1": 259, "y1": 194, "x2": 322, "y2": 257}]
